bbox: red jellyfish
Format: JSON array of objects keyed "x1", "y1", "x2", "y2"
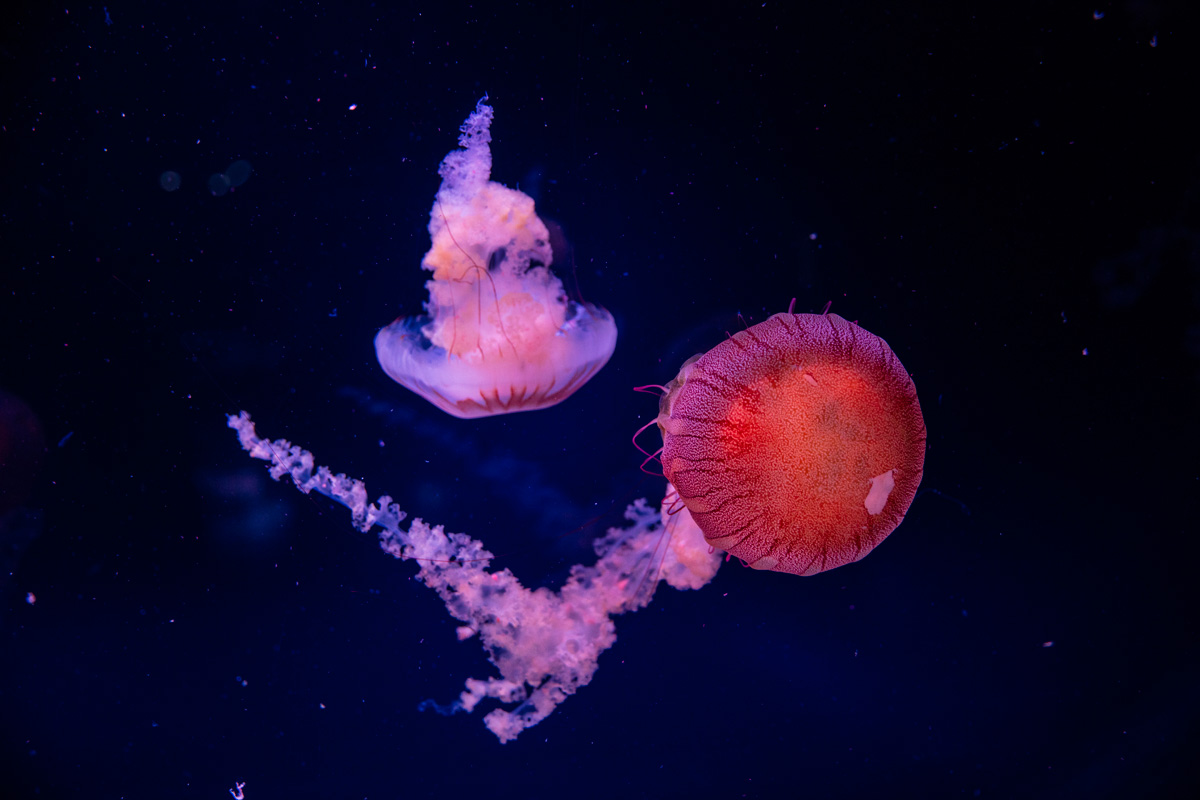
[{"x1": 655, "y1": 305, "x2": 926, "y2": 576}]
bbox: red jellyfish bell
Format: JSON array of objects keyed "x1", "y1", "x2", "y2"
[{"x1": 656, "y1": 306, "x2": 926, "y2": 576}]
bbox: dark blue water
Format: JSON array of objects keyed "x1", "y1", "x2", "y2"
[{"x1": 1, "y1": 2, "x2": 1196, "y2": 798}]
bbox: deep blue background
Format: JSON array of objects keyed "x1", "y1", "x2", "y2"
[{"x1": 2, "y1": 1, "x2": 1197, "y2": 798}]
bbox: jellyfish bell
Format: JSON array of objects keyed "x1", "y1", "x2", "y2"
[
  {"x1": 375, "y1": 99, "x2": 617, "y2": 419},
  {"x1": 655, "y1": 306, "x2": 926, "y2": 576}
]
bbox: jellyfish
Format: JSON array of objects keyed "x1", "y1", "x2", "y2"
[
  {"x1": 655, "y1": 306, "x2": 926, "y2": 576},
  {"x1": 375, "y1": 99, "x2": 618, "y2": 418},
  {"x1": 228, "y1": 412, "x2": 719, "y2": 743}
]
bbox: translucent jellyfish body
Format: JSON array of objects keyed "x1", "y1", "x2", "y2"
[{"x1": 375, "y1": 100, "x2": 617, "y2": 418}]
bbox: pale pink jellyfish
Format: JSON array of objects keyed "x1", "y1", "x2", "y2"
[
  {"x1": 375, "y1": 99, "x2": 618, "y2": 418},
  {"x1": 656, "y1": 307, "x2": 926, "y2": 576}
]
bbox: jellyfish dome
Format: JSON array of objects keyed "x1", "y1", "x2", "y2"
[
  {"x1": 657, "y1": 309, "x2": 926, "y2": 576},
  {"x1": 375, "y1": 99, "x2": 618, "y2": 418}
]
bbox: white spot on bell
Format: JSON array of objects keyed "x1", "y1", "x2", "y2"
[{"x1": 864, "y1": 469, "x2": 895, "y2": 515}]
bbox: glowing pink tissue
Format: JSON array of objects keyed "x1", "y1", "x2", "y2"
[{"x1": 228, "y1": 411, "x2": 719, "y2": 742}]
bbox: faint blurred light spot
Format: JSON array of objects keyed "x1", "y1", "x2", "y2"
[
  {"x1": 208, "y1": 173, "x2": 231, "y2": 196},
  {"x1": 159, "y1": 170, "x2": 182, "y2": 191},
  {"x1": 209, "y1": 160, "x2": 252, "y2": 196},
  {"x1": 225, "y1": 159, "x2": 252, "y2": 187}
]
